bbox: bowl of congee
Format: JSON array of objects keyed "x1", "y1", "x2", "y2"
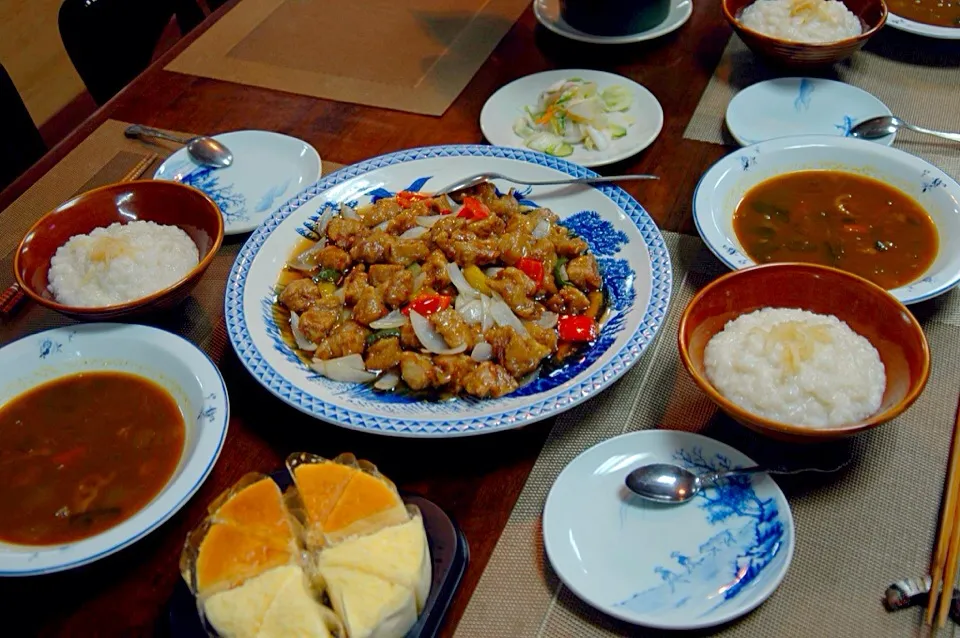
[
  {"x1": 693, "y1": 135, "x2": 960, "y2": 305},
  {"x1": 679, "y1": 263, "x2": 930, "y2": 441}
]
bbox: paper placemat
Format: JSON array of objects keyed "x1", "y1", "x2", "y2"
[
  {"x1": 455, "y1": 230, "x2": 960, "y2": 638},
  {"x1": 166, "y1": 0, "x2": 531, "y2": 116},
  {"x1": 684, "y1": 31, "x2": 960, "y2": 180},
  {"x1": 0, "y1": 119, "x2": 342, "y2": 360}
]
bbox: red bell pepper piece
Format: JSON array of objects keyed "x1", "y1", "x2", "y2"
[
  {"x1": 557, "y1": 315, "x2": 598, "y2": 342},
  {"x1": 402, "y1": 294, "x2": 452, "y2": 317},
  {"x1": 457, "y1": 196, "x2": 491, "y2": 220},
  {"x1": 396, "y1": 191, "x2": 431, "y2": 207},
  {"x1": 517, "y1": 257, "x2": 544, "y2": 288}
]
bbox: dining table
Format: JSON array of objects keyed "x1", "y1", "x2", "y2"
[{"x1": 2, "y1": 0, "x2": 959, "y2": 636}]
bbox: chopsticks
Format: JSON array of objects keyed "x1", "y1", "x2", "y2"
[
  {"x1": 927, "y1": 392, "x2": 960, "y2": 627},
  {"x1": 120, "y1": 152, "x2": 159, "y2": 182}
]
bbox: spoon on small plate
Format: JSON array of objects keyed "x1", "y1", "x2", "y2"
[
  {"x1": 124, "y1": 124, "x2": 234, "y2": 168},
  {"x1": 432, "y1": 171, "x2": 658, "y2": 198},
  {"x1": 624, "y1": 461, "x2": 849, "y2": 504},
  {"x1": 850, "y1": 116, "x2": 960, "y2": 144}
]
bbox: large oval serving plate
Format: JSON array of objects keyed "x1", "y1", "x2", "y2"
[
  {"x1": 0, "y1": 324, "x2": 229, "y2": 576},
  {"x1": 225, "y1": 145, "x2": 672, "y2": 437}
]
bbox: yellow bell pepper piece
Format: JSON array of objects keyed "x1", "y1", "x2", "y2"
[
  {"x1": 317, "y1": 282, "x2": 337, "y2": 297},
  {"x1": 463, "y1": 265, "x2": 490, "y2": 295}
]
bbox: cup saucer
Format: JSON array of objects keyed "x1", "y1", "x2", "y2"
[{"x1": 533, "y1": 0, "x2": 692, "y2": 44}]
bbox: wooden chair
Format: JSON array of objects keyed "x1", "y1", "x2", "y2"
[
  {"x1": 58, "y1": 0, "x2": 206, "y2": 105},
  {"x1": 0, "y1": 64, "x2": 46, "y2": 192}
]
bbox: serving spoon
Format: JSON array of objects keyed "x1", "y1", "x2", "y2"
[
  {"x1": 624, "y1": 461, "x2": 847, "y2": 504},
  {"x1": 850, "y1": 116, "x2": 960, "y2": 144},
  {"x1": 432, "y1": 172, "x2": 658, "y2": 198},
  {"x1": 124, "y1": 124, "x2": 234, "y2": 168}
]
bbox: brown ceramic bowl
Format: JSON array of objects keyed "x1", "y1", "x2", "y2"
[
  {"x1": 678, "y1": 263, "x2": 929, "y2": 441},
  {"x1": 723, "y1": 0, "x2": 887, "y2": 68},
  {"x1": 14, "y1": 180, "x2": 224, "y2": 320}
]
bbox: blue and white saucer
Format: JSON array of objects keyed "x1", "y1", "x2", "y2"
[
  {"x1": 543, "y1": 430, "x2": 794, "y2": 630},
  {"x1": 725, "y1": 78, "x2": 894, "y2": 147},
  {"x1": 154, "y1": 130, "x2": 322, "y2": 235}
]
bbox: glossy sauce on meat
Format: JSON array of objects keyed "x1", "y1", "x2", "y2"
[
  {"x1": 733, "y1": 170, "x2": 938, "y2": 290},
  {"x1": 887, "y1": 0, "x2": 960, "y2": 27},
  {"x1": 0, "y1": 372, "x2": 185, "y2": 545}
]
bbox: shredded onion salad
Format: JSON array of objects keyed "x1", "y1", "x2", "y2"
[{"x1": 513, "y1": 78, "x2": 634, "y2": 157}]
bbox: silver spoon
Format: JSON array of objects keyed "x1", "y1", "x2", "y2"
[
  {"x1": 432, "y1": 171, "x2": 658, "y2": 198},
  {"x1": 850, "y1": 115, "x2": 960, "y2": 144},
  {"x1": 624, "y1": 462, "x2": 844, "y2": 504},
  {"x1": 124, "y1": 124, "x2": 234, "y2": 168}
]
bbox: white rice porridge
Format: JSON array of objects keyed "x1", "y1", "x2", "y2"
[
  {"x1": 704, "y1": 308, "x2": 885, "y2": 427},
  {"x1": 739, "y1": 0, "x2": 863, "y2": 43},
  {"x1": 48, "y1": 221, "x2": 199, "y2": 307}
]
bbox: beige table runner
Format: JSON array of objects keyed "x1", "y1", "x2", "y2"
[
  {"x1": 166, "y1": 0, "x2": 531, "y2": 116},
  {"x1": 0, "y1": 119, "x2": 342, "y2": 357},
  {"x1": 684, "y1": 31, "x2": 960, "y2": 180},
  {"x1": 456, "y1": 231, "x2": 960, "y2": 637}
]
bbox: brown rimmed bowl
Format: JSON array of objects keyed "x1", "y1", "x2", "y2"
[
  {"x1": 722, "y1": 0, "x2": 888, "y2": 68},
  {"x1": 678, "y1": 262, "x2": 930, "y2": 441},
  {"x1": 14, "y1": 180, "x2": 224, "y2": 320}
]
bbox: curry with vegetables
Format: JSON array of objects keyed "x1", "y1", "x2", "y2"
[
  {"x1": 274, "y1": 182, "x2": 606, "y2": 399},
  {"x1": 733, "y1": 170, "x2": 938, "y2": 290},
  {"x1": 0, "y1": 372, "x2": 184, "y2": 545}
]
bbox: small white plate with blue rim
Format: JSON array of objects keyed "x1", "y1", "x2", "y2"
[
  {"x1": 543, "y1": 430, "x2": 794, "y2": 630},
  {"x1": 693, "y1": 134, "x2": 960, "y2": 305},
  {"x1": 725, "y1": 78, "x2": 894, "y2": 147},
  {"x1": 533, "y1": 0, "x2": 692, "y2": 44},
  {"x1": 887, "y1": 12, "x2": 960, "y2": 39},
  {"x1": 480, "y1": 69, "x2": 664, "y2": 168},
  {"x1": 0, "y1": 323, "x2": 229, "y2": 576},
  {"x1": 154, "y1": 130, "x2": 322, "y2": 236}
]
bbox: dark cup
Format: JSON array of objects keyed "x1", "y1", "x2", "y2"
[{"x1": 559, "y1": 0, "x2": 672, "y2": 36}]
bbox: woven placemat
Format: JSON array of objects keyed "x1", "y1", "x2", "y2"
[
  {"x1": 455, "y1": 230, "x2": 960, "y2": 638},
  {"x1": 683, "y1": 31, "x2": 960, "y2": 180},
  {"x1": 0, "y1": 119, "x2": 343, "y2": 361}
]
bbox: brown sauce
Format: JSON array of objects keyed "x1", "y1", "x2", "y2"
[
  {"x1": 733, "y1": 170, "x2": 938, "y2": 290},
  {"x1": 888, "y1": 0, "x2": 960, "y2": 27},
  {"x1": 0, "y1": 371, "x2": 185, "y2": 545}
]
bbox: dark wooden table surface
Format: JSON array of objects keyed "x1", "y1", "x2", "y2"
[{"x1": 0, "y1": 1, "x2": 735, "y2": 635}]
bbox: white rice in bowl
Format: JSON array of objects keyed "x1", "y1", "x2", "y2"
[
  {"x1": 48, "y1": 221, "x2": 199, "y2": 307},
  {"x1": 703, "y1": 308, "x2": 885, "y2": 428},
  {"x1": 739, "y1": 0, "x2": 863, "y2": 43}
]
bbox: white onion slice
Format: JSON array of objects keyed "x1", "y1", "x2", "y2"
[
  {"x1": 413, "y1": 272, "x2": 426, "y2": 293},
  {"x1": 416, "y1": 214, "x2": 445, "y2": 228},
  {"x1": 315, "y1": 205, "x2": 337, "y2": 236},
  {"x1": 310, "y1": 354, "x2": 377, "y2": 383},
  {"x1": 471, "y1": 342, "x2": 493, "y2": 362},
  {"x1": 484, "y1": 267, "x2": 503, "y2": 278},
  {"x1": 557, "y1": 263, "x2": 569, "y2": 283},
  {"x1": 447, "y1": 263, "x2": 479, "y2": 299},
  {"x1": 457, "y1": 299, "x2": 483, "y2": 325},
  {"x1": 289, "y1": 312, "x2": 318, "y2": 351},
  {"x1": 333, "y1": 287, "x2": 346, "y2": 303},
  {"x1": 537, "y1": 311, "x2": 559, "y2": 329},
  {"x1": 409, "y1": 310, "x2": 467, "y2": 354},
  {"x1": 375, "y1": 220, "x2": 391, "y2": 232},
  {"x1": 400, "y1": 226, "x2": 429, "y2": 239},
  {"x1": 374, "y1": 370, "x2": 400, "y2": 390},
  {"x1": 489, "y1": 293, "x2": 530, "y2": 337},
  {"x1": 480, "y1": 295, "x2": 494, "y2": 331},
  {"x1": 287, "y1": 241, "x2": 327, "y2": 273},
  {"x1": 532, "y1": 218, "x2": 551, "y2": 239},
  {"x1": 340, "y1": 203, "x2": 360, "y2": 220},
  {"x1": 369, "y1": 309, "x2": 408, "y2": 330}
]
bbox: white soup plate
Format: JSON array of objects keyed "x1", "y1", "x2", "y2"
[
  {"x1": 481, "y1": 69, "x2": 664, "y2": 168},
  {"x1": 693, "y1": 135, "x2": 960, "y2": 305},
  {"x1": 154, "y1": 130, "x2": 322, "y2": 235},
  {"x1": 887, "y1": 12, "x2": 960, "y2": 39},
  {"x1": 533, "y1": 0, "x2": 692, "y2": 44},
  {"x1": 726, "y1": 78, "x2": 894, "y2": 147},
  {"x1": 0, "y1": 323, "x2": 229, "y2": 576},
  {"x1": 543, "y1": 430, "x2": 794, "y2": 630}
]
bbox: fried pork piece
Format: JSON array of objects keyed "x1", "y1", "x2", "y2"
[
  {"x1": 566, "y1": 254, "x2": 602, "y2": 291},
  {"x1": 365, "y1": 337, "x2": 402, "y2": 371},
  {"x1": 421, "y1": 250, "x2": 451, "y2": 290},
  {"x1": 380, "y1": 269, "x2": 413, "y2": 309},
  {"x1": 451, "y1": 238, "x2": 500, "y2": 266},
  {"x1": 487, "y1": 268, "x2": 540, "y2": 320},
  {"x1": 468, "y1": 182, "x2": 521, "y2": 217},
  {"x1": 391, "y1": 239, "x2": 431, "y2": 266},
  {"x1": 350, "y1": 230, "x2": 395, "y2": 264},
  {"x1": 529, "y1": 238, "x2": 559, "y2": 295},
  {"x1": 463, "y1": 362, "x2": 518, "y2": 398},
  {"x1": 497, "y1": 233, "x2": 533, "y2": 267},
  {"x1": 468, "y1": 215, "x2": 506, "y2": 239},
  {"x1": 316, "y1": 245, "x2": 351, "y2": 271},
  {"x1": 399, "y1": 352, "x2": 436, "y2": 390},
  {"x1": 485, "y1": 326, "x2": 550, "y2": 377},
  {"x1": 326, "y1": 217, "x2": 368, "y2": 250},
  {"x1": 342, "y1": 266, "x2": 369, "y2": 305},
  {"x1": 430, "y1": 308, "x2": 473, "y2": 349},
  {"x1": 352, "y1": 286, "x2": 387, "y2": 326},
  {"x1": 548, "y1": 225, "x2": 589, "y2": 258},
  {"x1": 368, "y1": 264, "x2": 403, "y2": 286},
  {"x1": 279, "y1": 278, "x2": 324, "y2": 314},
  {"x1": 524, "y1": 321, "x2": 559, "y2": 354},
  {"x1": 430, "y1": 216, "x2": 474, "y2": 258},
  {"x1": 359, "y1": 197, "x2": 402, "y2": 228},
  {"x1": 384, "y1": 209, "x2": 418, "y2": 235},
  {"x1": 298, "y1": 307, "x2": 340, "y2": 343},
  {"x1": 399, "y1": 322, "x2": 421, "y2": 349},
  {"x1": 546, "y1": 286, "x2": 590, "y2": 315},
  {"x1": 433, "y1": 354, "x2": 477, "y2": 394},
  {"x1": 314, "y1": 321, "x2": 370, "y2": 360}
]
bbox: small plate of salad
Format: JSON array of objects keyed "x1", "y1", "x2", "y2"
[{"x1": 480, "y1": 69, "x2": 664, "y2": 168}]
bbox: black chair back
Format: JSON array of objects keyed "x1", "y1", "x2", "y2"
[{"x1": 0, "y1": 64, "x2": 45, "y2": 192}]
